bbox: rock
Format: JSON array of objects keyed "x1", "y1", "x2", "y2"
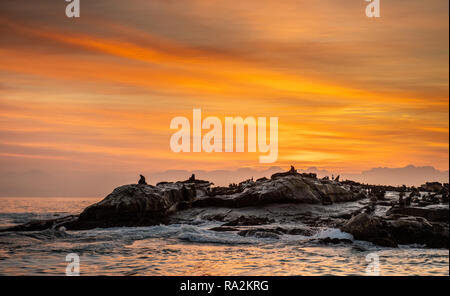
[
  {"x1": 317, "y1": 237, "x2": 353, "y2": 245},
  {"x1": 443, "y1": 193, "x2": 449, "y2": 203},
  {"x1": 222, "y1": 216, "x2": 274, "y2": 226},
  {"x1": 370, "y1": 187, "x2": 386, "y2": 200},
  {"x1": 204, "y1": 212, "x2": 232, "y2": 222},
  {"x1": 193, "y1": 172, "x2": 360, "y2": 208},
  {"x1": 283, "y1": 227, "x2": 316, "y2": 236},
  {"x1": 209, "y1": 226, "x2": 240, "y2": 232},
  {"x1": 342, "y1": 213, "x2": 449, "y2": 249},
  {"x1": 0, "y1": 215, "x2": 78, "y2": 232},
  {"x1": 237, "y1": 229, "x2": 281, "y2": 239},
  {"x1": 210, "y1": 225, "x2": 316, "y2": 237},
  {"x1": 386, "y1": 206, "x2": 449, "y2": 222},
  {"x1": 376, "y1": 200, "x2": 395, "y2": 206},
  {"x1": 68, "y1": 183, "x2": 198, "y2": 230},
  {"x1": 301, "y1": 173, "x2": 317, "y2": 179},
  {"x1": 341, "y1": 213, "x2": 399, "y2": 247},
  {"x1": 355, "y1": 191, "x2": 368, "y2": 200},
  {"x1": 332, "y1": 212, "x2": 354, "y2": 220},
  {"x1": 419, "y1": 182, "x2": 444, "y2": 193}
]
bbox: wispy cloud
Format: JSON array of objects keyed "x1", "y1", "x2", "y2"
[{"x1": 0, "y1": 0, "x2": 448, "y2": 183}]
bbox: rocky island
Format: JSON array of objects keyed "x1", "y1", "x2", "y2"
[{"x1": 2, "y1": 167, "x2": 448, "y2": 249}]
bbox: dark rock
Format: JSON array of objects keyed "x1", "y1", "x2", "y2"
[
  {"x1": 68, "y1": 183, "x2": 198, "y2": 230},
  {"x1": 222, "y1": 216, "x2": 274, "y2": 226},
  {"x1": 386, "y1": 206, "x2": 449, "y2": 222},
  {"x1": 419, "y1": 182, "x2": 444, "y2": 193},
  {"x1": 209, "y1": 226, "x2": 240, "y2": 232},
  {"x1": 283, "y1": 227, "x2": 316, "y2": 236},
  {"x1": 342, "y1": 213, "x2": 449, "y2": 248},
  {"x1": 332, "y1": 212, "x2": 353, "y2": 220},
  {"x1": 317, "y1": 237, "x2": 353, "y2": 244},
  {"x1": 0, "y1": 215, "x2": 78, "y2": 232},
  {"x1": 0, "y1": 182, "x2": 202, "y2": 232},
  {"x1": 193, "y1": 172, "x2": 360, "y2": 208},
  {"x1": 341, "y1": 213, "x2": 398, "y2": 247},
  {"x1": 204, "y1": 212, "x2": 232, "y2": 222},
  {"x1": 301, "y1": 173, "x2": 317, "y2": 179},
  {"x1": 355, "y1": 191, "x2": 368, "y2": 200},
  {"x1": 376, "y1": 200, "x2": 395, "y2": 206}
]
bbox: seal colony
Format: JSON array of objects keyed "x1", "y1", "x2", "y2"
[{"x1": 1, "y1": 166, "x2": 448, "y2": 249}]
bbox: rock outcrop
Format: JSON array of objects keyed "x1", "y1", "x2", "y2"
[
  {"x1": 1, "y1": 215, "x2": 79, "y2": 232},
  {"x1": 341, "y1": 213, "x2": 449, "y2": 249},
  {"x1": 193, "y1": 173, "x2": 360, "y2": 208},
  {"x1": 1, "y1": 182, "x2": 200, "y2": 231},
  {"x1": 70, "y1": 182, "x2": 197, "y2": 229},
  {"x1": 386, "y1": 206, "x2": 449, "y2": 222},
  {"x1": 0, "y1": 168, "x2": 364, "y2": 232},
  {"x1": 3, "y1": 167, "x2": 447, "y2": 251},
  {"x1": 419, "y1": 182, "x2": 445, "y2": 193}
]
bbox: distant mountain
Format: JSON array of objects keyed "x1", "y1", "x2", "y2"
[
  {"x1": 341, "y1": 165, "x2": 449, "y2": 186},
  {"x1": 148, "y1": 165, "x2": 449, "y2": 187},
  {"x1": 0, "y1": 165, "x2": 447, "y2": 197}
]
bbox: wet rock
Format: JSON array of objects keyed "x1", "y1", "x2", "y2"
[
  {"x1": 386, "y1": 206, "x2": 449, "y2": 223},
  {"x1": 419, "y1": 182, "x2": 445, "y2": 193},
  {"x1": 3, "y1": 182, "x2": 200, "y2": 232},
  {"x1": 209, "y1": 226, "x2": 240, "y2": 232},
  {"x1": 204, "y1": 211, "x2": 232, "y2": 222},
  {"x1": 0, "y1": 215, "x2": 78, "y2": 232},
  {"x1": 332, "y1": 212, "x2": 354, "y2": 220},
  {"x1": 222, "y1": 216, "x2": 274, "y2": 226},
  {"x1": 283, "y1": 227, "x2": 316, "y2": 236},
  {"x1": 376, "y1": 200, "x2": 395, "y2": 207},
  {"x1": 193, "y1": 170, "x2": 360, "y2": 208},
  {"x1": 317, "y1": 237, "x2": 353, "y2": 245},
  {"x1": 70, "y1": 183, "x2": 197, "y2": 230},
  {"x1": 301, "y1": 173, "x2": 317, "y2": 179},
  {"x1": 342, "y1": 213, "x2": 449, "y2": 248},
  {"x1": 237, "y1": 229, "x2": 281, "y2": 239},
  {"x1": 341, "y1": 214, "x2": 399, "y2": 247},
  {"x1": 355, "y1": 191, "x2": 368, "y2": 200}
]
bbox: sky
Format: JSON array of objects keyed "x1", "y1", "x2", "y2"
[{"x1": 0, "y1": 0, "x2": 448, "y2": 195}]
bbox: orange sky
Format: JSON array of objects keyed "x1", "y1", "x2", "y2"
[{"x1": 0, "y1": 0, "x2": 448, "y2": 179}]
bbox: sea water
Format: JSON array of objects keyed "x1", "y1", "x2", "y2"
[{"x1": 0, "y1": 197, "x2": 448, "y2": 276}]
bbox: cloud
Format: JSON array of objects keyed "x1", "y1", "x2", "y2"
[{"x1": 0, "y1": 0, "x2": 448, "y2": 193}]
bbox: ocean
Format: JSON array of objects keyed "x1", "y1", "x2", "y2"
[{"x1": 0, "y1": 196, "x2": 448, "y2": 276}]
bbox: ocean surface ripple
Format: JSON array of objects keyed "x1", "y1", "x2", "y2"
[{"x1": 0, "y1": 197, "x2": 448, "y2": 276}]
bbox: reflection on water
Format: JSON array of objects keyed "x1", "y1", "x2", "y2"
[{"x1": 0, "y1": 197, "x2": 448, "y2": 276}]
